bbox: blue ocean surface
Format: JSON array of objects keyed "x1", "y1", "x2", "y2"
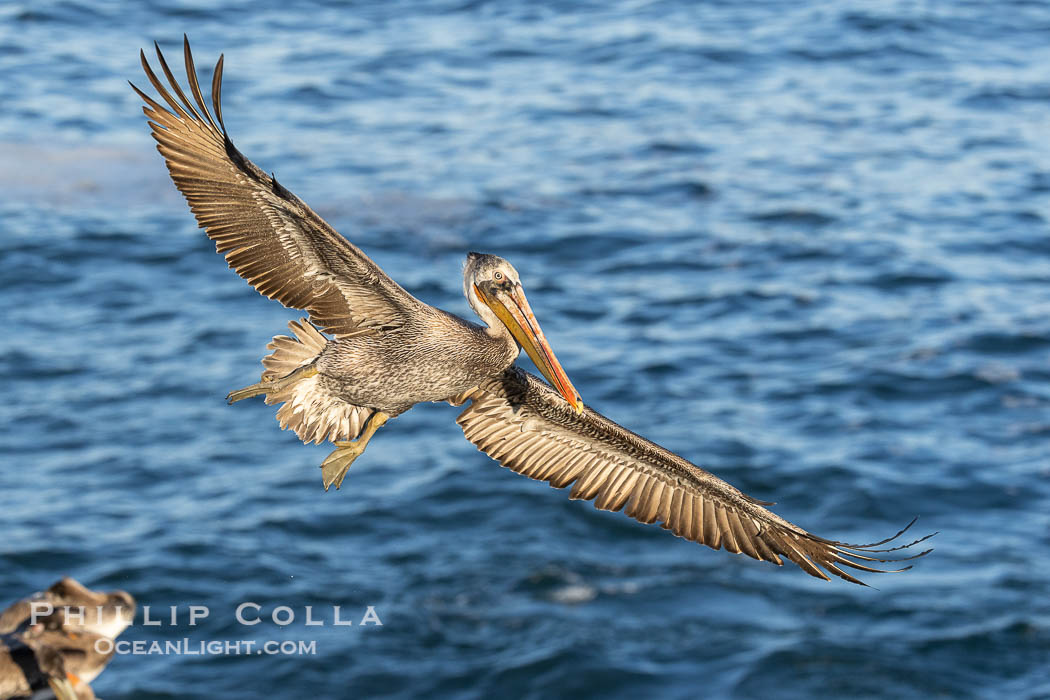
[{"x1": 2, "y1": 1, "x2": 1049, "y2": 697}]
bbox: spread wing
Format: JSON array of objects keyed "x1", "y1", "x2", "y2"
[
  {"x1": 131, "y1": 37, "x2": 422, "y2": 336},
  {"x1": 455, "y1": 368, "x2": 933, "y2": 585}
]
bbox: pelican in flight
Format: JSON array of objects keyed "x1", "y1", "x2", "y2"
[{"x1": 132, "y1": 38, "x2": 931, "y2": 585}]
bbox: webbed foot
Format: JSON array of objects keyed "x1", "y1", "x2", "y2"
[
  {"x1": 227, "y1": 363, "x2": 318, "y2": 404},
  {"x1": 319, "y1": 411, "x2": 390, "y2": 491}
]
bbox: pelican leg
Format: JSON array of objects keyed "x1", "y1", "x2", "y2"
[
  {"x1": 226, "y1": 363, "x2": 318, "y2": 404},
  {"x1": 320, "y1": 411, "x2": 390, "y2": 491}
]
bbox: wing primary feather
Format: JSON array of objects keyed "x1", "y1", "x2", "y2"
[
  {"x1": 835, "y1": 530, "x2": 938, "y2": 555},
  {"x1": 140, "y1": 49, "x2": 193, "y2": 122},
  {"x1": 751, "y1": 533, "x2": 783, "y2": 565},
  {"x1": 827, "y1": 551, "x2": 915, "y2": 575},
  {"x1": 810, "y1": 516, "x2": 921, "y2": 549},
  {"x1": 778, "y1": 536, "x2": 831, "y2": 581},
  {"x1": 729, "y1": 511, "x2": 760, "y2": 560},
  {"x1": 153, "y1": 41, "x2": 206, "y2": 124},
  {"x1": 182, "y1": 35, "x2": 219, "y2": 130},
  {"x1": 831, "y1": 544, "x2": 932, "y2": 564},
  {"x1": 211, "y1": 53, "x2": 227, "y2": 132},
  {"x1": 129, "y1": 81, "x2": 173, "y2": 123},
  {"x1": 821, "y1": 562, "x2": 868, "y2": 587}
]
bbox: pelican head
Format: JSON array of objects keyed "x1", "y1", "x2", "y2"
[{"x1": 465, "y1": 252, "x2": 583, "y2": 414}]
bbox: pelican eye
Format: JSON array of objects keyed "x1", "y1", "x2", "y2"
[{"x1": 494, "y1": 271, "x2": 504, "y2": 281}]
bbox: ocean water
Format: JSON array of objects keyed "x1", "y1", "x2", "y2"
[{"x1": 2, "y1": 1, "x2": 1049, "y2": 697}]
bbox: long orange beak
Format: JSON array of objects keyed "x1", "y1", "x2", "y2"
[{"x1": 476, "y1": 282, "x2": 583, "y2": 414}]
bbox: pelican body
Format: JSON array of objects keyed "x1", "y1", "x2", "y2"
[
  {"x1": 133, "y1": 38, "x2": 931, "y2": 585},
  {"x1": 311, "y1": 251, "x2": 577, "y2": 419}
]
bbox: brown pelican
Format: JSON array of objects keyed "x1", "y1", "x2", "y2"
[
  {"x1": 1, "y1": 578, "x2": 134, "y2": 700},
  {"x1": 132, "y1": 38, "x2": 932, "y2": 586}
]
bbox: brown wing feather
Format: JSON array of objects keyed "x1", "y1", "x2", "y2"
[
  {"x1": 455, "y1": 368, "x2": 934, "y2": 586},
  {"x1": 131, "y1": 37, "x2": 422, "y2": 336}
]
